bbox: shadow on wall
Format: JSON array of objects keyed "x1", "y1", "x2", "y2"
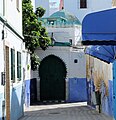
[
  {"x1": 88, "y1": 79, "x2": 113, "y2": 116},
  {"x1": 10, "y1": 84, "x2": 24, "y2": 120},
  {"x1": 87, "y1": 79, "x2": 95, "y2": 107},
  {"x1": 101, "y1": 80, "x2": 113, "y2": 116},
  {"x1": 24, "y1": 78, "x2": 37, "y2": 106},
  {"x1": 0, "y1": 93, "x2": 4, "y2": 120}
]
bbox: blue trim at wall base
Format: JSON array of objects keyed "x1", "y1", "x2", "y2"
[
  {"x1": 68, "y1": 78, "x2": 87, "y2": 102},
  {"x1": 0, "y1": 84, "x2": 24, "y2": 120},
  {"x1": 87, "y1": 79, "x2": 113, "y2": 117},
  {"x1": 10, "y1": 84, "x2": 24, "y2": 120},
  {"x1": 0, "y1": 93, "x2": 4, "y2": 120}
]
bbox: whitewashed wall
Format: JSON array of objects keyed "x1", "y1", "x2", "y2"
[
  {"x1": 35, "y1": 0, "x2": 112, "y2": 22},
  {"x1": 34, "y1": 47, "x2": 86, "y2": 78},
  {"x1": 5, "y1": 0, "x2": 22, "y2": 35},
  {"x1": 93, "y1": 58, "x2": 113, "y2": 84},
  {"x1": 0, "y1": 0, "x2": 31, "y2": 89},
  {"x1": 32, "y1": 46, "x2": 86, "y2": 100},
  {"x1": 4, "y1": 25, "x2": 23, "y2": 86},
  {"x1": 64, "y1": 0, "x2": 112, "y2": 22},
  {"x1": 69, "y1": 50, "x2": 86, "y2": 78},
  {"x1": 0, "y1": 0, "x2": 3, "y2": 15},
  {"x1": 22, "y1": 50, "x2": 31, "y2": 81},
  {"x1": 46, "y1": 25, "x2": 81, "y2": 46},
  {"x1": 0, "y1": 22, "x2": 4, "y2": 93},
  {"x1": 86, "y1": 55, "x2": 113, "y2": 89},
  {"x1": 0, "y1": 0, "x2": 31, "y2": 119}
]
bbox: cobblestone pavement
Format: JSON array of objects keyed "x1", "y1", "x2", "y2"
[{"x1": 19, "y1": 102, "x2": 114, "y2": 120}]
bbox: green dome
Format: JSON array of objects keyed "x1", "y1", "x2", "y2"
[{"x1": 49, "y1": 9, "x2": 81, "y2": 25}]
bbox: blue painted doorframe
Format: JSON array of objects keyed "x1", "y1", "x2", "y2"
[{"x1": 113, "y1": 61, "x2": 116, "y2": 120}]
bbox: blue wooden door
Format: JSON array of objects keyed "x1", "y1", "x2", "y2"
[{"x1": 113, "y1": 61, "x2": 116, "y2": 120}]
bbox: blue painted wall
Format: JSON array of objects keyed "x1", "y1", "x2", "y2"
[
  {"x1": 0, "y1": 93, "x2": 4, "y2": 120},
  {"x1": 68, "y1": 78, "x2": 87, "y2": 102},
  {"x1": 0, "y1": 83, "x2": 25, "y2": 120},
  {"x1": 87, "y1": 79, "x2": 113, "y2": 117},
  {"x1": 10, "y1": 84, "x2": 24, "y2": 120},
  {"x1": 87, "y1": 79, "x2": 96, "y2": 107},
  {"x1": 24, "y1": 80, "x2": 30, "y2": 107},
  {"x1": 113, "y1": 60, "x2": 116, "y2": 120},
  {"x1": 101, "y1": 80, "x2": 113, "y2": 116}
]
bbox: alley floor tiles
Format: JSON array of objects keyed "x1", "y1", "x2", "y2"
[{"x1": 19, "y1": 102, "x2": 113, "y2": 120}]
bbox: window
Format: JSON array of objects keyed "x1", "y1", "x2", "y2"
[
  {"x1": 80, "y1": 0, "x2": 87, "y2": 8},
  {"x1": 16, "y1": 0, "x2": 20, "y2": 11},
  {"x1": 74, "y1": 59, "x2": 78, "y2": 63},
  {"x1": 17, "y1": 52, "x2": 21, "y2": 80},
  {"x1": 11, "y1": 49, "x2": 15, "y2": 82}
]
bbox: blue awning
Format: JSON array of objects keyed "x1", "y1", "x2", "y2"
[
  {"x1": 82, "y1": 8, "x2": 116, "y2": 45},
  {"x1": 85, "y1": 45, "x2": 116, "y2": 63}
]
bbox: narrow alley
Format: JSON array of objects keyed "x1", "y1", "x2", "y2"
[{"x1": 19, "y1": 102, "x2": 113, "y2": 120}]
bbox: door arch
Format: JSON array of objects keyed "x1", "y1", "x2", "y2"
[{"x1": 39, "y1": 55, "x2": 67, "y2": 101}]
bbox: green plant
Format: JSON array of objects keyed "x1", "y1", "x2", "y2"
[
  {"x1": 22, "y1": 0, "x2": 51, "y2": 70},
  {"x1": 31, "y1": 53, "x2": 40, "y2": 70},
  {"x1": 27, "y1": 64, "x2": 30, "y2": 70}
]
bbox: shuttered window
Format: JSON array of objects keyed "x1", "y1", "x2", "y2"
[
  {"x1": 17, "y1": 52, "x2": 21, "y2": 80},
  {"x1": 11, "y1": 48, "x2": 15, "y2": 82},
  {"x1": 80, "y1": 0, "x2": 87, "y2": 8}
]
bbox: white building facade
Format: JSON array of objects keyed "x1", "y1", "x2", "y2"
[
  {"x1": 34, "y1": 0, "x2": 114, "y2": 117},
  {"x1": 32, "y1": 10, "x2": 87, "y2": 102},
  {"x1": 64, "y1": 0, "x2": 112, "y2": 22},
  {"x1": 35, "y1": 0, "x2": 112, "y2": 22},
  {"x1": 0, "y1": 0, "x2": 31, "y2": 120}
]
